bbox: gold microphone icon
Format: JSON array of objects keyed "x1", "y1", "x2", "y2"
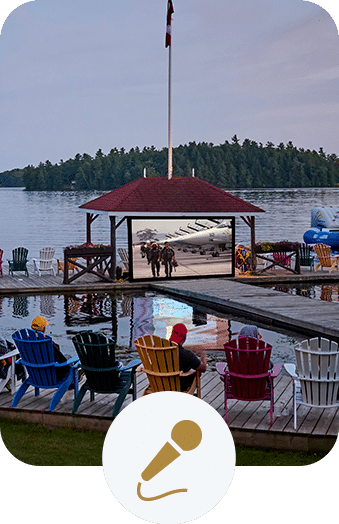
[{"x1": 137, "y1": 420, "x2": 202, "y2": 501}]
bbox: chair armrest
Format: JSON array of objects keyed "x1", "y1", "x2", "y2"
[
  {"x1": 180, "y1": 369, "x2": 198, "y2": 377},
  {"x1": 270, "y1": 364, "x2": 282, "y2": 378},
  {"x1": 55, "y1": 356, "x2": 80, "y2": 367},
  {"x1": 136, "y1": 364, "x2": 144, "y2": 373},
  {"x1": 2, "y1": 348, "x2": 19, "y2": 359},
  {"x1": 284, "y1": 363, "x2": 298, "y2": 379},
  {"x1": 121, "y1": 358, "x2": 142, "y2": 371},
  {"x1": 216, "y1": 362, "x2": 226, "y2": 375}
]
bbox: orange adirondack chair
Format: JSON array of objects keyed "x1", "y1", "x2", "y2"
[
  {"x1": 314, "y1": 243, "x2": 339, "y2": 272},
  {"x1": 57, "y1": 258, "x2": 79, "y2": 274},
  {"x1": 134, "y1": 334, "x2": 201, "y2": 397}
]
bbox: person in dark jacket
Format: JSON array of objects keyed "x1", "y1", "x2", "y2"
[
  {"x1": 161, "y1": 242, "x2": 175, "y2": 278},
  {"x1": 169, "y1": 323, "x2": 207, "y2": 391},
  {"x1": 148, "y1": 243, "x2": 161, "y2": 278}
]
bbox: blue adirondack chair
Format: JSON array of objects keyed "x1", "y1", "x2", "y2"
[
  {"x1": 8, "y1": 247, "x2": 29, "y2": 276},
  {"x1": 12, "y1": 328, "x2": 79, "y2": 411},
  {"x1": 72, "y1": 331, "x2": 141, "y2": 418}
]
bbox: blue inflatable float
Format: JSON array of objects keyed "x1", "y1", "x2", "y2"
[{"x1": 303, "y1": 207, "x2": 339, "y2": 248}]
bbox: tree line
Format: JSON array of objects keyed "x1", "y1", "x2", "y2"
[{"x1": 1, "y1": 135, "x2": 339, "y2": 190}]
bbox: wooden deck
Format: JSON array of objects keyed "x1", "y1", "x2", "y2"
[
  {"x1": 0, "y1": 370, "x2": 337, "y2": 452},
  {"x1": 0, "y1": 264, "x2": 338, "y2": 452}
]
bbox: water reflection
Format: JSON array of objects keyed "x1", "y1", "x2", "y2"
[
  {"x1": 269, "y1": 283, "x2": 339, "y2": 302},
  {"x1": 0, "y1": 291, "x2": 303, "y2": 367}
]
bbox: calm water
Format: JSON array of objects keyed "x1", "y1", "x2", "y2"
[
  {"x1": 1, "y1": 186, "x2": 337, "y2": 366},
  {"x1": 263, "y1": 282, "x2": 339, "y2": 303},
  {"x1": 2, "y1": 186, "x2": 339, "y2": 259},
  {"x1": 0, "y1": 290, "x2": 304, "y2": 367}
]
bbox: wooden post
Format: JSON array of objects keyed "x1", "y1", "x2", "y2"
[
  {"x1": 250, "y1": 216, "x2": 256, "y2": 271},
  {"x1": 110, "y1": 215, "x2": 116, "y2": 280},
  {"x1": 86, "y1": 213, "x2": 92, "y2": 245}
]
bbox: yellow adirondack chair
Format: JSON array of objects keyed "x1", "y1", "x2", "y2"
[
  {"x1": 134, "y1": 334, "x2": 201, "y2": 397},
  {"x1": 56, "y1": 258, "x2": 79, "y2": 275},
  {"x1": 314, "y1": 243, "x2": 339, "y2": 272}
]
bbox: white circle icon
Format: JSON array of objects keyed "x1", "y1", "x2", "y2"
[{"x1": 103, "y1": 391, "x2": 235, "y2": 524}]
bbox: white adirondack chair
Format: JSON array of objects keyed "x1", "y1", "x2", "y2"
[
  {"x1": 33, "y1": 247, "x2": 56, "y2": 276},
  {"x1": 117, "y1": 248, "x2": 129, "y2": 272},
  {"x1": 284, "y1": 337, "x2": 339, "y2": 429},
  {"x1": 0, "y1": 347, "x2": 19, "y2": 395}
]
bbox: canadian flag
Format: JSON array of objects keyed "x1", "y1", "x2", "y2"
[{"x1": 165, "y1": 0, "x2": 174, "y2": 48}]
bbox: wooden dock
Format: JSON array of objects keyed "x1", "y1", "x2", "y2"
[
  {"x1": 0, "y1": 370, "x2": 337, "y2": 452},
  {"x1": 1, "y1": 263, "x2": 339, "y2": 452}
]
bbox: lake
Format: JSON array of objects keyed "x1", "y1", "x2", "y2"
[
  {"x1": 2, "y1": 186, "x2": 339, "y2": 260},
  {"x1": 1, "y1": 186, "x2": 337, "y2": 367}
]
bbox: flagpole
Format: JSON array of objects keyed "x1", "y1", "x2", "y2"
[{"x1": 168, "y1": 42, "x2": 172, "y2": 180}]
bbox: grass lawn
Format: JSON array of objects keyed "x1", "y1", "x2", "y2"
[{"x1": 0, "y1": 416, "x2": 328, "y2": 466}]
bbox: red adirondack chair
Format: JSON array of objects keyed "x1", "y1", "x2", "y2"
[
  {"x1": 216, "y1": 337, "x2": 282, "y2": 426},
  {"x1": 0, "y1": 249, "x2": 3, "y2": 276}
]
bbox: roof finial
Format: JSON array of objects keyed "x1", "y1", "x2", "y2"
[{"x1": 143, "y1": 168, "x2": 147, "y2": 178}]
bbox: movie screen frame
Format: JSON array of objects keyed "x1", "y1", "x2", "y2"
[{"x1": 127, "y1": 216, "x2": 235, "y2": 281}]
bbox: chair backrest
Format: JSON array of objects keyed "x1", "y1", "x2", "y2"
[
  {"x1": 117, "y1": 248, "x2": 129, "y2": 272},
  {"x1": 39, "y1": 247, "x2": 55, "y2": 270},
  {"x1": 224, "y1": 337, "x2": 272, "y2": 400},
  {"x1": 294, "y1": 338, "x2": 339, "y2": 406},
  {"x1": 12, "y1": 247, "x2": 28, "y2": 268},
  {"x1": 299, "y1": 243, "x2": 313, "y2": 265},
  {"x1": 314, "y1": 243, "x2": 332, "y2": 266},
  {"x1": 72, "y1": 331, "x2": 119, "y2": 392},
  {"x1": 134, "y1": 335, "x2": 181, "y2": 392},
  {"x1": 272, "y1": 252, "x2": 291, "y2": 266},
  {"x1": 12, "y1": 328, "x2": 57, "y2": 387}
]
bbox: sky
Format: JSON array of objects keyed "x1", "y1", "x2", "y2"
[{"x1": 0, "y1": 0, "x2": 338, "y2": 174}]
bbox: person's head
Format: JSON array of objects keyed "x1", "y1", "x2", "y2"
[
  {"x1": 170, "y1": 323, "x2": 188, "y2": 345},
  {"x1": 31, "y1": 316, "x2": 49, "y2": 333},
  {"x1": 238, "y1": 325, "x2": 261, "y2": 339},
  {"x1": 165, "y1": 242, "x2": 169, "y2": 248}
]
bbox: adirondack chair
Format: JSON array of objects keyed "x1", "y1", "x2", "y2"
[
  {"x1": 0, "y1": 347, "x2": 19, "y2": 395},
  {"x1": 11, "y1": 329, "x2": 79, "y2": 411},
  {"x1": 33, "y1": 247, "x2": 56, "y2": 276},
  {"x1": 8, "y1": 247, "x2": 29, "y2": 276},
  {"x1": 72, "y1": 331, "x2": 141, "y2": 418},
  {"x1": 0, "y1": 248, "x2": 3, "y2": 276},
  {"x1": 299, "y1": 243, "x2": 314, "y2": 271},
  {"x1": 117, "y1": 248, "x2": 129, "y2": 273},
  {"x1": 314, "y1": 243, "x2": 339, "y2": 272},
  {"x1": 272, "y1": 251, "x2": 291, "y2": 268},
  {"x1": 56, "y1": 258, "x2": 79, "y2": 275},
  {"x1": 284, "y1": 338, "x2": 339, "y2": 430},
  {"x1": 134, "y1": 334, "x2": 201, "y2": 397},
  {"x1": 216, "y1": 337, "x2": 282, "y2": 426}
]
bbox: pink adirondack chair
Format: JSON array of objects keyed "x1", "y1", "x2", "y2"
[
  {"x1": 272, "y1": 251, "x2": 291, "y2": 268},
  {"x1": 0, "y1": 249, "x2": 3, "y2": 276},
  {"x1": 216, "y1": 337, "x2": 282, "y2": 426}
]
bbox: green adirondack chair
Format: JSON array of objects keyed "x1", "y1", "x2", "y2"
[
  {"x1": 8, "y1": 247, "x2": 29, "y2": 276},
  {"x1": 299, "y1": 243, "x2": 314, "y2": 271},
  {"x1": 72, "y1": 331, "x2": 141, "y2": 418}
]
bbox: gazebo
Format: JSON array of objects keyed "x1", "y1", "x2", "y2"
[{"x1": 64, "y1": 177, "x2": 265, "y2": 282}]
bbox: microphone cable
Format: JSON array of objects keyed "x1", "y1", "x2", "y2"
[{"x1": 137, "y1": 482, "x2": 187, "y2": 501}]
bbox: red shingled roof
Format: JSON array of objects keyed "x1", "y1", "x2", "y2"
[{"x1": 80, "y1": 177, "x2": 265, "y2": 215}]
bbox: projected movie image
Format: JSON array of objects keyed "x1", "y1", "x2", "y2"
[{"x1": 130, "y1": 217, "x2": 234, "y2": 280}]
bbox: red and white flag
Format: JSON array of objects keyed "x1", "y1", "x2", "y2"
[{"x1": 165, "y1": 0, "x2": 174, "y2": 48}]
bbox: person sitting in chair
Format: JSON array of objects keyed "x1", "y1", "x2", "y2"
[
  {"x1": 169, "y1": 323, "x2": 207, "y2": 391},
  {"x1": 31, "y1": 316, "x2": 70, "y2": 381}
]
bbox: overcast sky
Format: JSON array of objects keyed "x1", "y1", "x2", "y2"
[{"x1": 0, "y1": 0, "x2": 338, "y2": 174}]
